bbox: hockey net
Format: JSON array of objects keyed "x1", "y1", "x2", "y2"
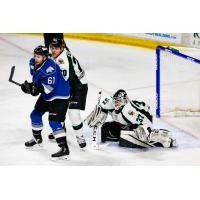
[{"x1": 156, "y1": 46, "x2": 200, "y2": 117}]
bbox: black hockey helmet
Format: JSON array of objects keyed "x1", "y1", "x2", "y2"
[
  {"x1": 50, "y1": 37, "x2": 65, "y2": 48},
  {"x1": 113, "y1": 89, "x2": 128, "y2": 112},
  {"x1": 34, "y1": 45, "x2": 49, "y2": 57}
]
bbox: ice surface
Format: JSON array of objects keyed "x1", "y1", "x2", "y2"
[{"x1": 1, "y1": 34, "x2": 200, "y2": 165}]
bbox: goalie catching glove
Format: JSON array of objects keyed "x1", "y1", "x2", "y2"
[
  {"x1": 84, "y1": 104, "x2": 108, "y2": 128},
  {"x1": 21, "y1": 80, "x2": 44, "y2": 96}
]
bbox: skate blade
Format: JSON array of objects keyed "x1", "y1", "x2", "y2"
[
  {"x1": 48, "y1": 139, "x2": 56, "y2": 143},
  {"x1": 92, "y1": 143, "x2": 109, "y2": 151},
  {"x1": 50, "y1": 155, "x2": 70, "y2": 161},
  {"x1": 92, "y1": 144, "x2": 100, "y2": 150},
  {"x1": 25, "y1": 144, "x2": 43, "y2": 150},
  {"x1": 171, "y1": 139, "x2": 177, "y2": 148},
  {"x1": 79, "y1": 146, "x2": 87, "y2": 151}
]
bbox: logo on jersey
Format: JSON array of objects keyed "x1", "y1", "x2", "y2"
[
  {"x1": 128, "y1": 110, "x2": 135, "y2": 116},
  {"x1": 46, "y1": 66, "x2": 54, "y2": 73},
  {"x1": 30, "y1": 65, "x2": 34, "y2": 70},
  {"x1": 58, "y1": 58, "x2": 65, "y2": 64}
]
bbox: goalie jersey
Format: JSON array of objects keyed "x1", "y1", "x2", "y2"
[
  {"x1": 101, "y1": 97, "x2": 153, "y2": 130},
  {"x1": 29, "y1": 57, "x2": 70, "y2": 101}
]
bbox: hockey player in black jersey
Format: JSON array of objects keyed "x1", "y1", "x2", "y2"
[
  {"x1": 47, "y1": 37, "x2": 88, "y2": 149},
  {"x1": 85, "y1": 89, "x2": 176, "y2": 148}
]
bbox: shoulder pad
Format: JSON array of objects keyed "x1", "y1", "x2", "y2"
[{"x1": 29, "y1": 58, "x2": 35, "y2": 67}]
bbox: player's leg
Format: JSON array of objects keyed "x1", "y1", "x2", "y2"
[
  {"x1": 48, "y1": 85, "x2": 88, "y2": 148},
  {"x1": 68, "y1": 85, "x2": 88, "y2": 148},
  {"x1": 48, "y1": 99, "x2": 70, "y2": 160},
  {"x1": 68, "y1": 109, "x2": 86, "y2": 148},
  {"x1": 101, "y1": 121, "x2": 122, "y2": 142},
  {"x1": 48, "y1": 122, "x2": 66, "y2": 141},
  {"x1": 25, "y1": 95, "x2": 47, "y2": 148}
]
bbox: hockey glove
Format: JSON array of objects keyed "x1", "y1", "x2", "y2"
[
  {"x1": 31, "y1": 83, "x2": 44, "y2": 96},
  {"x1": 21, "y1": 80, "x2": 32, "y2": 94},
  {"x1": 21, "y1": 81, "x2": 44, "y2": 96}
]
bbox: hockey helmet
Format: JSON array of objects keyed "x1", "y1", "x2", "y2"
[
  {"x1": 112, "y1": 89, "x2": 128, "y2": 112},
  {"x1": 50, "y1": 37, "x2": 65, "y2": 48},
  {"x1": 34, "y1": 45, "x2": 49, "y2": 57}
]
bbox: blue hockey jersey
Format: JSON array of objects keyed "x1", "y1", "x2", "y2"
[{"x1": 29, "y1": 57, "x2": 70, "y2": 101}]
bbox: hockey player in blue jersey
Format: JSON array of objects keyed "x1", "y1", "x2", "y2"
[{"x1": 21, "y1": 45, "x2": 70, "y2": 160}]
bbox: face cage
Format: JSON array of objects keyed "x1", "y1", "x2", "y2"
[{"x1": 113, "y1": 98, "x2": 127, "y2": 110}]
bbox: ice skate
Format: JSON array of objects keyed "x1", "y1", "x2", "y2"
[
  {"x1": 51, "y1": 146, "x2": 70, "y2": 161},
  {"x1": 25, "y1": 137, "x2": 43, "y2": 150},
  {"x1": 76, "y1": 135, "x2": 87, "y2": 149}
]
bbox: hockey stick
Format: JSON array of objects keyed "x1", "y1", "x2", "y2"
[
  {"x1": 91, "y1": 91, "x2": 102, "y2": 148},
  {"x1": 8, "y1": 66, "x2": 22, "y2": 86}
]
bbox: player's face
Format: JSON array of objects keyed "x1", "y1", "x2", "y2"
[
  {"x1": 50, "y1": 46, "x2": 63, "y2": 58},
  {"x1": 34, "y1": 54, "x2": 45, "y2": 66},
  {"x1": 113, "y1": 99, "x2": 123, "y2": 108}
]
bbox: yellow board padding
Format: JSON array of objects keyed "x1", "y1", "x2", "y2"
[{"x1": 18, "y1": 33, "x2": 180, "y2": 49}]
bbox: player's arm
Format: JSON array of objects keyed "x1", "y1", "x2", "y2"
[
  {"x1": 21, "y1": 58, "x2": 44, "y2": 96},
  {"x1": 21, "y1": 81, "x2": 44, "y2": 96},
  {"x1": 68, "y1": 55, "x2": 85, "y2": 81}
]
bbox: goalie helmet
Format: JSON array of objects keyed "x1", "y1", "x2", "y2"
[
  {"x1": 34, "y1": 45, "x2": 49, "y2": 57},
  {"x1": 112, "y1": 89, "x2": 128, "y2": 112},
  {"x1": 50, "y1": 37, "x2": 65, "y2": 48}
]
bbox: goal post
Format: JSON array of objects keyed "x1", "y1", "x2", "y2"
[{"x1": 156, "y1": 45, "x2": 200, "y2": 117}]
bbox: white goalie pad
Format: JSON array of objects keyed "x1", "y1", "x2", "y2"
[
  {"x1": 148, "y1": 129, "x2": 176, "y2": 148},
  {"x1": 120, "y1": 130, "x2": 154, "y2": 148},
  {"x1": 84, "y1": 105, "x2": 108, "y2": 128},
  {"x1": 120, "y1": 127, "x2": 176, "y2": 148}
]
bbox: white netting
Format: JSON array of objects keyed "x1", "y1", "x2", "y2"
[{"x1": 159, "y1": 47, "x2": 200, "y2": 117}]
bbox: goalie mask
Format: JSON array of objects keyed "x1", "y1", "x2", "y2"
[{"x1": 113, "y1": 89, "x2": 128, "y2": 113}]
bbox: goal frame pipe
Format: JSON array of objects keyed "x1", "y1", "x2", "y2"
[{"x1": 156, "y1": 45, "x2": 200, "y2": 118}]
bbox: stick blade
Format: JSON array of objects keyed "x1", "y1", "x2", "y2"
[{"x1": 8, "y1": 66, "x2": 15, "y2": 82}]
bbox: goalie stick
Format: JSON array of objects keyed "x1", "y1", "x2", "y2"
[
  {"x1": 8, "y1": 66, "x2": 22, "y2": 86},
  {"x1": 91, "y1": 91, "x2": 102, "y2": 148}
]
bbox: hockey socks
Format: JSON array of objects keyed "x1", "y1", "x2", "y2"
[{"x1": 73, "y1": 123, "x2": 87, "y2": 148}]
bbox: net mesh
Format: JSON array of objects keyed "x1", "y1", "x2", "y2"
[{"x1": 159, "y1": 47, "x2": 200, "y2": 117}]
